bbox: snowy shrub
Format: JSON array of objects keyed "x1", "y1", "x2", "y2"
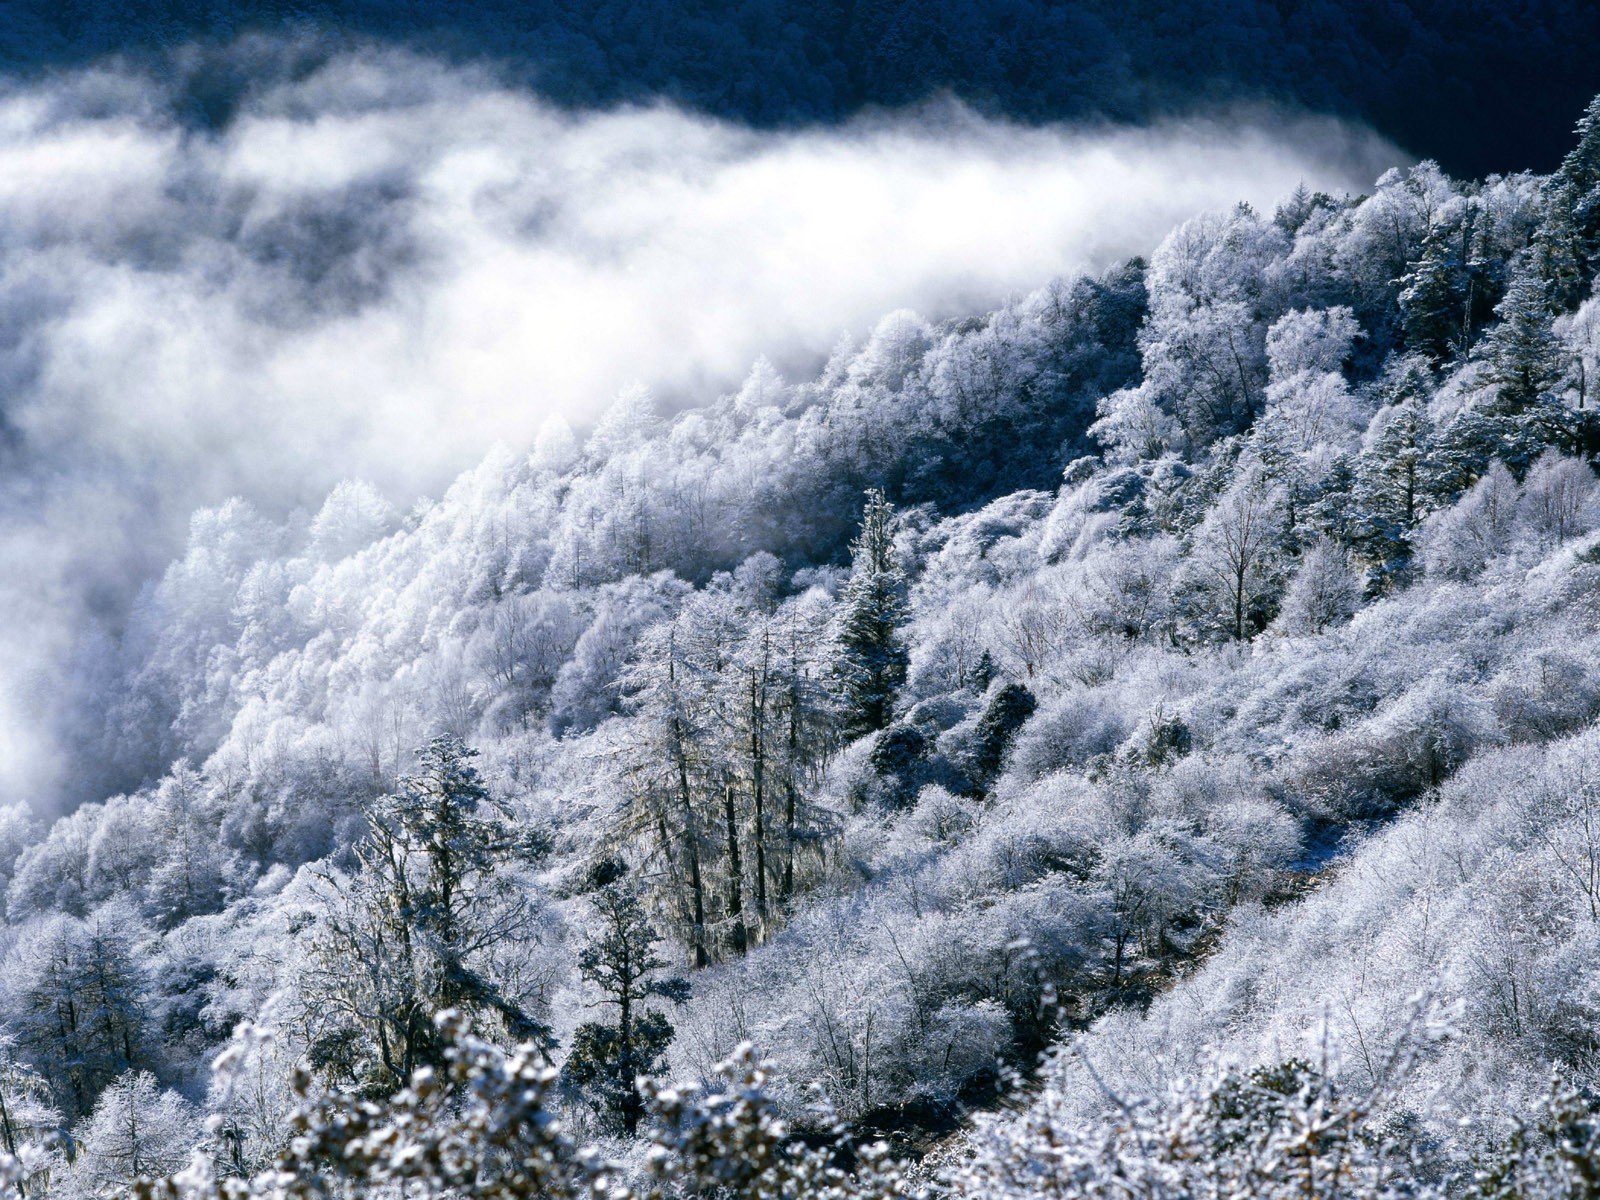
[{"x1": 1007, "y1": 689, "x2": 1134, "y2": 781}]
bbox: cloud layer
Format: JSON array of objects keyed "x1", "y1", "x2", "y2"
[{"x1": 0, "y1": 47, "x2": 1403, "y2": 807}]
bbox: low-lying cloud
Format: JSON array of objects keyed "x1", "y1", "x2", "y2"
[{"x1": 0, "y1": 46, "x2": 1403, "y2": 807}]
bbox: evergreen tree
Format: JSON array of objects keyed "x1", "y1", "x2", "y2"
[
  {"x1": 308, "y1": 737, "x2": 551, "y2": 1092},
  {"x1": 562, "y1": 886, "x2": 688, "y2": 1135},
  {"x1": 1553, "y1": 94, "x2": 1600, "y2": 275},
  {"x1": 1426, "y1": 259, "x2": 1585, "y2": 481},
  {"x1": 1399, "y1": 221, "x2": 1473, "y2": 363},
  {"x1": 1478, "y1": 259, "x2": 1565, "y2": 414},
  {"x1": 1273, "y1": 183, "x2": 1332, "y2": 235},
  {"x1": 1398, "y1": 231, "x2": 1457, "y2": 362},
  {"x1": 832, "y1": 489, "x2": 909, "y2": 738},
  {"x1": 970, "y1": 648, "x2": 997, "y2": 693},
  {"x1": 1302, "y1": 453, "x2": 1361, "y2": 546},
  {"x1": 865, "y1": 723, "x2": 929, "y2": 809},
  {"x1": 1425, "y1": 408, "x2": 1502, "y2": 497},
  {"x1": 1533, "y1": 178, "x2": 1588, "y2": 311},
  {"x1": 1559, "y1": 96, "x2": 1600, "y2": 197},
  {"x1": 1351, "y1": 392, "x2": 1437, "y2": 579},
  {"x1": 967, "y1": 682, "x2": 1037, "y2": 792},
  {"x1": 769, "y1": 597, "x2": 838, "y2": 906},
  {"x1": 145, "y1": 762, "x2": 224, "y2": 931},
  {"x1": 13, "y1": 914, "x2": 146, "y2": 1119}
]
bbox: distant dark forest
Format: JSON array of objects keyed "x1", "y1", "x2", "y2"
[{"x1": 6, "y1": 0, "x2": 1599, "y2": 177}]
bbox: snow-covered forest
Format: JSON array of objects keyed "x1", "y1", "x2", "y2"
[{"x1": 10, "y1": 45, "x2": 1600, "y2": 1200}]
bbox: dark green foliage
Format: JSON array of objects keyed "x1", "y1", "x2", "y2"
[
  {"x1": 1533, "y1": 179, "x2": 1589, "y2": 311},
  {"x1": 563, "y1": 885, "x2": 688, "y2": 1135},
  {"x1": 15, "y1": 918, "x2": 146, "y2": 1118},
  {"x1": 1550, "y1": 95, "x2": 1600, "y2": 281},
  {"x1": 1349, "y1": 370, "x2": 1440, "y2": 579},
  {"x1": 1477, "y1": 262, "x2": 1565, "y2": 415},
  {"x1": 369, "y1": 736, "x2": 549, "y2": 1036},
  {"x1": 865, "y1": 723, "x2": 929, "y2": 809},
  {"x1": 1431, "y1": 401, "x2": 1578, "y2": 493},
  {"x1": 970, "y1": 649, "x2": 997, "y2": 694},
  {"x1": 968, "y1": 683, "x2": 1037, "y2": 789},
  {"x1": 1126, "y1": 710, "x2": 1192, "y2": 769},
  {"x1": 582, "y1": 856, "x2": 628, "y2": 892},
  {"x1": 1302, "y1": 453, "x2": 1362, "y2": 545},
  {"x1": 563, "y1": 1012, "x2": 676, "y2": 1135},
  {"x1": 1425, "y1": 409, "x2": 1501, "y2": 495},
  {"x1": 1558, "y1": 96, "x2": 1600, "y2": 199},
  {"x1": 306, "y1": 1026, "x2": 362, "y2": 1084},
  {"x1": 1371, "y1": 264, "x2": 1582, "y2": 514},
  {"x1": 1400, "y1": 223, "x2": 1476, "y2": 364},
  {"x1": 833, "y1": 489, "x2": 909, "y2": 738}
]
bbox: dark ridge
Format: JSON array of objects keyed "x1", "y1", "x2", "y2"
[{"x1": 1, "y1": 1, "x2": 1598, "y2": 177}]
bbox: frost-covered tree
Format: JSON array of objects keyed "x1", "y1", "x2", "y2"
[
  {"x1": 1556, "y1": 290, "x2": 1600, "y2": 408},
  {"x1": 562, "y1": 885, "x2": 688, "y2": 1135},
  {"x1": 63, "y1": 1070, "x2": 193, "y2": 1197},
  {"x1": 1420, "y1": 462, "x2": 1521, "y2": 579},
  {"x1": 617, "y1": 618, "x2": 716, "y2": 968},
  {"x1": 832, "y1": 490, "x2": 909, "y2": 737},
  {"x1": 1185, "y1": 466, "x2": 1288, "y2": 640},
  {"x1": 1275, "y1": 539, "x2": 1361, "y2": 636},
  {"x1": 308, "y1": 480, "x2": 395, "y2": 563},
  {"x1": 1352, "y1": 364, "x2": 1441, "y2": 576},
  {"x1": 0, "y1": 1033, "x2": 59, "y2": 1189},
  {"x1": 587, "y1": 383, "x2": 660, "y2": 463},
  {"x1": 1517, "y1": 451, "x2": 1600, "y2": 549},
  {"x1": 10, "y1": 88, "x2": 1600, "y2": 1192},
  {"x1": 768, "y1": 592, "x2": 839, "y2": 904},
  {"x1": 306, "y1": 737, "x2": 550, "y2": 1090},
  {"x1": 1479, "y1": 258, "x2": 1566, "y2": 413},
  {"x1": 144, "y1": 761, "x2": 225, "y2": 930},
  {"x1": 1399, "y1": 208, "x2": 1485, "y2": 363},
  {"x1": 8, "y1": 911, "x2": 148, "y2": 1119},
  {"x1": 1550, "y1": 94, "x2": 1600, "y2": 279}
]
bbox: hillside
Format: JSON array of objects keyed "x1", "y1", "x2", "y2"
[{"x1": 7, "y1": 72, "x2": 1600, "y2": 1200}]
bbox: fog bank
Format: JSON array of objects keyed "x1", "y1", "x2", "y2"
[{"x1": 0, "y1": 46, "x2": 1404, "y2": 806}]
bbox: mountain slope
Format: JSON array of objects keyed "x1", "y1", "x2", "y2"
[{"x1": 10, "y1": 84, "x2": 1600, "y2": 1200}]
